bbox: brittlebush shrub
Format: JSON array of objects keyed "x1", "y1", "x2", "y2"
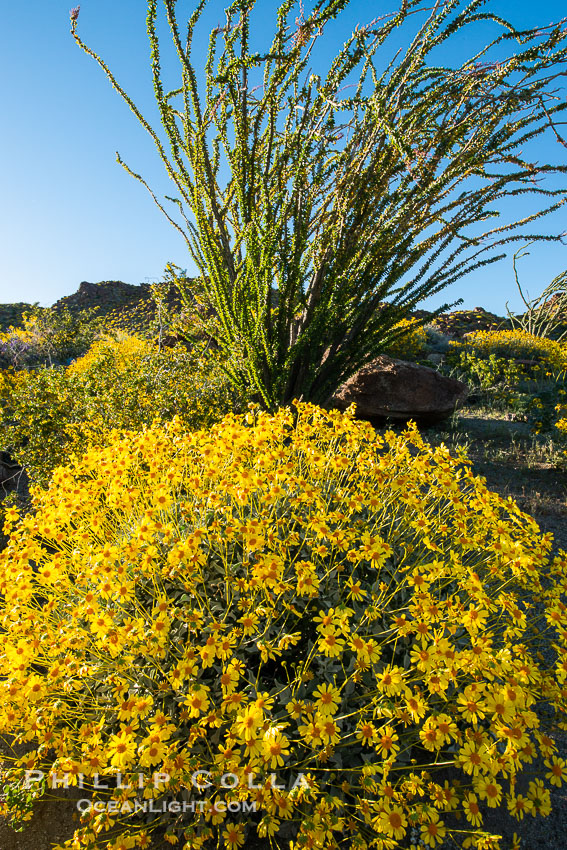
[
  {"x1": 1, "y1": 404, "x2": 566, "y2": 850},
  {"x1": 0, "y1": 334, "x2": 240, "y2": 485},
  {"x1": 382, "y1": 318, "x2": 428, "y2": 361},
  {"x1": 450, "y1": 329, "x2": 567, "y2": 379},
  {"x1": 446, "y1": 330, "x2": 567, "y2": 445},
  {"x1": 0, "y1": 307, "x2": 99, "y2": 370}
]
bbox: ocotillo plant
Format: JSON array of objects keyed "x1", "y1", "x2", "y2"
[
  {"x1": 506, "y1": 243, "x2": 567, "y2": 341},
  {"x1": 72, "y1": 0, "x2": 567, "y2": 409}
]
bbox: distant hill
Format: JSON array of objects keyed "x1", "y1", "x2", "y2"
[
  {"x1": 0, "y1": 280, "x2": 187, "y2": 335},
  {"x1": 1, "y1": 280, "x2": 519, "y2": 340},
  {"x1": 52, "y1": 280, "x2": 154, "y2": 315},
  {"x1": 0, "y1": 281, "x2": 154, "y2": 333}
]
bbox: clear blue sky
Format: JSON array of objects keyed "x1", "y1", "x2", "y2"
[{"x1": 1, "y1": 0, "x2": 566, "y2": 314}]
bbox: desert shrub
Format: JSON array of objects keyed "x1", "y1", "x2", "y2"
[
  {"x1": 0, "y1": 366, "x2": 76, "y2": 481},
  {"x1": 445, "y1": 330, "x2": 567, "y2": 439},
  {"x1": 0, "y1": 334, "x2": 240, "y2": 485},
  {"x1": 445, "y1": 330, "x2": 567, "y2": 410},
  {"x1": 446, "y1": 350, "x2": 523, "y2": 393},
  {"x1": 423, "y1": 325, "x2": 451, "y2": 355},
  {"x1": 455, "y1": 329, "x2": 567, "y2": 376},
  {"x1": 0, "y1": 404, "x2": 566, "y2": 850},
  {"x1": 0, "y1": 306, "x2": 99, "y2": 370},
  {"x1": 381, "y1": 318, "x2": 428, "y2": 361},
  {"x1": 67, "y1": 333, "x2": 155, "y2": 374}
]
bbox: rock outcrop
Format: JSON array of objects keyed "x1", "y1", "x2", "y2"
[
  {"x1": 332, "y1": 355, "x2": 468, "y2": 425},
  {"x1": 52, "y1": 280, "x2": 153, "y2": 315},
  {"x1": 429, "y1": 307, "x2": 510, "y2": 339}
]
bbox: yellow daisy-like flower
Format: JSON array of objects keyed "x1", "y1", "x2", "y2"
[
  {"x1": 183, "y1": 685, "x2": 210, "y2": 718},
  {"x1": 219, "y1": 665, "x2": 240, "y2": 696},
  {"x1": 262, "y1": 727, "x2": 290, "y2": 768},
  {"x1": 458, "y1": 741, "x2": 492, "y2": 776},
  {"x1": 313, "y1": 682, "x2": 341, "y2": 716},
  {"x1": 527, "y1": 779, "x2": 552, "y2": 816},
  {"x1": 356, "y1": 721, "x2": 377, "y2": 746},
  {"x1": 462, "y1": 793, "x2": 483, "y2": 827},
  {"x1": 420, "y1": 812, "x2": 446, "y2": 847},
  {"x1": 238, "y1": 612, "x2": 259, "y2": 635},
  {"x1": 222, "y1": 822, "x2": 245, "y2": 849},
  {"x1": 317, "y1": 631, "x2": 345, "y2": 658},
  {"x1": 376, "y1": 666, "x2": 405, "y2": 696},
  {"x1": 375, "y1": 725, "x2": 399, "y2": 759},
  {"x1": 378, "y1": 805, "x2": 407, "y2": 840},
  {"x1": 234, "y1": 706, "x2": 263, "y2": 742},
  {"x1": 106, "y1": 730, "x2": 137, "y2": 769},
  {"x1": 475, "y1": 777, "x2": 502, "y2": 808},
  {"x1": 507, "y1": 793, "x2": 533, "y2": 820},
  {"x1": 545, "y1": 756, "x2": 567, "y2": 787},
  {"x1": 405, "y1": 692, "x2": 428, "y2": 721},
  {"x1": 318, "y1": 716, "x2": 340, "y2": 746}
]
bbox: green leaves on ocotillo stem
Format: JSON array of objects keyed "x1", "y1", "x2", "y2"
[{"x1": 72, "y1": 0, "x2": 567, "y2": 409}]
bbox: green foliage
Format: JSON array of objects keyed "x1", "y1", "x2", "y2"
[
  {"x1": 0, "y1": 366, "x2": 73, "y2": 484},
  {"x1": 444, "y1": 329, "x2": 567, "y2": 461},
  {"x1": 71, "y1": 0, "x2": 567, "y2": 410},
  {"x1": 446, "y1": 329, "x2": 567, "y2": 405},
  {"x1": 457, "y1": 329, "x2": 567, "y2": 372},
  {"x1": 447, "y1": 349, "x2": 523, "y2": 394},
  {"x1": 0, "y1": 770, "x2": 46, "y2": 833},
  {"x1": 0, "y1": 305, "x2": 100, "y2": 370},
  {"x1": 381, "y1": 318, "x2": 428, "y2": 361},
  {"x1": 0, "y1": 334, "x2": 242, "y2": 486}
]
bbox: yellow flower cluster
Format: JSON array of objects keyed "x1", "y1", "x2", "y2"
[
  {"x1": 0, "y1": 333, "x2": 237, "y2": 485},
  {"x1": 0, "y1": 324, "x2": 36, "y2": 346},
  {"x1": 383, "y1": 318, "x2": 428, "y2": 361},
  {"x1": 0, "y1": 403, "x2": 566, "y2": 850},
  {"x1": 67, "y1": 333, "x2": 154, "y2": 376},
  {"x1": 555, "y1": 403, "x2": 567, "y2": 455},
  {"x1": 458, "y1": 329, "x2": 567, "y2": 375}
]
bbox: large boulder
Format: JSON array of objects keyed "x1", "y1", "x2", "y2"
[{"x1": 331, "y1": 355, "x2": 468, "y2": 425}]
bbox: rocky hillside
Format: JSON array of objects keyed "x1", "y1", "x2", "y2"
[
  {"x1": 417, "y1": 306, "x2": 512, "y2": 338},
  {"x1": 52, "y1": 280, "x2": 154, "y2": 315},
  {"x1": 1, "y1": 280, "x2": 518, "y2": 339},
  {"x1": 0, "y1": 280, "x2": 186, "y2": 334}
]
